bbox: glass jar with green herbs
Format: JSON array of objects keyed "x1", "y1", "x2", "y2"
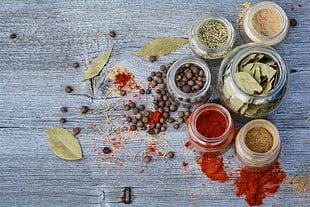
[
  {"x1": 217, "y1": 43, "x2": 289, "y2": 118},
  {"x1": 189, "y1": 14, "x2": 236, "y2": 59}
]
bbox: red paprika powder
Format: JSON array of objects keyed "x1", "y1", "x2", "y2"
[
  {"x1": 196, "y1": 110, "x2": 227, "y2": 138},
  {"x1": 195, "y1": 156, "x2": 229, "y2": 182},
  {"x1": 234, "y1": 162, "x2": 286, "y2": 206},
  {"x1": 186, "y1": 103, "x2": 235, "y2": 157},
  {"x1": 114, "y1": 72, "x2": 136, "y2": 90},
  {"x1": 148, "y1": 110, "x2": 163, "y2": 124}
]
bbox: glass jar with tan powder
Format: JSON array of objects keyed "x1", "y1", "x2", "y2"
[
  {"x1": 241, "y1": 1, "x2": 289, "y2": 46},
  {"x1": 234, "y1": 119, "x2": 281, "y2": 173}
]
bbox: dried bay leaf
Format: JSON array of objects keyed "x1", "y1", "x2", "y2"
[
  {"x1": 235, "y1": 72, "x2": 263, "y2": 94},
  {"x1": 84, "y1": 44, "x2": 114, "y2": 79},
  {"x1": 131, "y1": 37, "x2": 188, "y2": 57},
  {"x1": 239, "y1": 53, "x2": 257, "y2": 67},
  {"x1": 46, "y1": 127, "x2": 83, "y2": 160}
]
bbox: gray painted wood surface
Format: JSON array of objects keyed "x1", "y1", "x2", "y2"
[{"x1": 0, "y1": 0, "x2": 309, "y2": 206}]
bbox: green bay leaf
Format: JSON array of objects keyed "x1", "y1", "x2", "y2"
[
  {"x1": 46, "y1": 127, "x2": 83, "y2": 160},
  {"x1": 131, "y1": 37, "x2": 188, "y2": 57},
  {"x1": 84, "y1": 44, "x2": 114, "y2": 79},
  {"x1": 235, "y1": 72, "x2": 263, "y2": 94}
]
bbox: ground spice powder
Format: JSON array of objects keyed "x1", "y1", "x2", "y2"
[
  {"x1": 244, "y1": 127, "x2": 273, "y2": 153},
  {"x1": 234, "y1": 162, "x2": 286, "y2": 206},
  {"x1": 196, "y1": 110, "x2": 227, "y2": 138},
  {"x1": 195, "y1": 156, "x2": 229, "y2": 183},
  {"x1": 252, "y1": 9, "x2": 282, "y2": 36}
]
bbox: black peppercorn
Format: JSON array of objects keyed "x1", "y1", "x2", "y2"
[
  {"x1": 103, "y1": 147, "x2": 111, "y2": 154},
  {"x1": 173, "y1": 123, "x2": 180, "y2": 129},
  {"x1": 126, "y1": 117, "x2": 132, "y2": 122},
  {"x1": 149, "y1": 56, "x2": 156, "y2": 63},
  {"x1": 65, "y1": 86, "x2": 73, "y2": 93},
  {"x1": 124, "y1": 104, "x2": 130, "y2": 111},
  {"x1": 80, "y1": 106, "x2": 89, "y2": 114},
  {"x1": 128, "y1": 102, "x2": 136, "y2": 108},
  {"x1": 146, "y1": 89, "x2": 151, "y2": 94}
]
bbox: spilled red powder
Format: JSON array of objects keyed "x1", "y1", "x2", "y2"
[
  {"x1": 195, "y1": 156, "x2": 229, "y2": 183},
  {"x1": 145, "y1": 146, "x2": 164, "y2": 156},
  {"x1": 148, "y1": 110, "x2": 163, "y2": 124},
  {"x1": 234, "y1": 162, "x2": 286, "y2": 206},
  {"x1": 182, "y1": 162, "x2": 189, "y2": 167}
]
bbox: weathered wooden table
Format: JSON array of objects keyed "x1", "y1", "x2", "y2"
[{"x1": 1, "y1": 0, "x2": 309, "y2": 206}]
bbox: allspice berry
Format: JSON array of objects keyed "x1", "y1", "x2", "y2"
[
  {"x1": 72, "y1": 62, "x2": 79, "y2": 68},
  {"x1": 103, "y1": 147, "x2": 111, "y2": 154},
  {"x1": 80, "y1": 106, "x2": 89, "y2": 114},
  {"x1": 166, "y1": 151, "x2": 175, "y2": 159},
  {"x1": 60, "y1": 107, "x2": 67, "y2": 113},
  {"x1": 71, "y1": 128, "x2": 80, "y2": 136},
  {"x1": 149, "y1": 56, "x2": 156, "y2": 63},
  {"x1": 142, "y1": 156, "x2": 151, "y2": 163},
  {"x1": 65, "y1": 86, "x2": 73, "y2": 93},
  {"x1": 10, "y1": 33, "x2": 16, "y2": 39},
  {"x1": 109, "y1": 31, "x2": 116, "y2": 37},
  {"x1": 59, "y1": 118, "x2": 66, "y2": 123}
]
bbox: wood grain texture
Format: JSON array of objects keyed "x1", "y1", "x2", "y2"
[{"x1": 0, "y1": 0, "x2": 309, "y2": 206}]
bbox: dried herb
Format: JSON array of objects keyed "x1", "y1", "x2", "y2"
[
  {"x1": 84, "y1": 44, "x2": 114, "y2": 79},
  {"x1": 46, "y1": 127, "x2": 83, "y2": 160},
  {"x1": 223, "y1": 53, "x2": 279, "y2": 116},
  {"x1": 131, "y1": 37, "x2": 188, "y2": 57},
  {"x1": 197, "y1": 19, "x2": 228, "y2": 49}
]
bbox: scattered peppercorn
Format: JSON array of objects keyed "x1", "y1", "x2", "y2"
[
  {"x1": 71, "y1": 128, "x2": 80, "y2": 136},
  {"x1": 65, "y1": 86, "x2": 73, "y2": 93},
  {"x1": 120, "y1": 89, "x2": 127, "y2": 96},
  {"x1": 139, "y1": 89, "x2": 145, "y2": 94},
  {"x1": 60, "y1": 107, "x2": 67, "y2": 113},
  {"x1": 59, "y1": 118, "x2": 66, "y2": 123},
  {"x1": 128, "y1": 102, "x2": 136, "y2": 108},
  {"x1": 166, "y1": 151, "x2": 175, "y2": 159},
  {"x1": 124, "y1": 104, "x2": 130, "y2": 111},
  {"x1": 290, "y1": 19, "x2": 297, "y2": 27},
  {"x1": 173, "y1": 123, "x2": 180, "y2": 129},
  {"x1": 9, "y1": 33, "x2": 16, "y2": 39},
  {"x1": 149, "y1": 56, "x2": 156, "y2": 63},
  {"x1": 290, "y1": 69, "x2": 297, "y2": 73},
  {"x1": 143, "y1": 156, "x2": 151, "y2": 163},
  {"x1": 103, "y1": 147, "x2": 111, "y2": 154},
  {"x1": 126, "y1": 117, "x2": 132, "y2": 122},
  {"x1": 72, "y1": 62, "x2": 79, "y2": 68},
  {"x1": 146, "y1": 89, "x2": 151, "y2": 94},
  {"x1": 80, "y1": 106, "x2": 89, "y2": 114},
  {"x1": 109, "y1": 31, "x2": 116, "y2": 37}
]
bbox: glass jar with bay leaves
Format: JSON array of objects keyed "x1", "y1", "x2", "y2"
[
  {"x1": 189, "y1": 14, "x2": 236, "y2": 59},
  {"x1": 217, "y1": 43, "x2": 288, "y2": 118},
  {"x1": 167, "y1": 56, "x2": 213, "y2": 108}
]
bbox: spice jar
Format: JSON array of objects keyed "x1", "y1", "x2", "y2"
[
  {"x1": 189, "y1": 14, "x2": 236, "y2": 59},
  {"x1": 234, "y1": 119, "x2": 281, "y2": 173},
  {"x1": 241, "y1": 1, "x2": 289, "y2": 46},
  {"x1": 167, "y1": 56, "x2": 213, "y2": 108},
  {"x1": 217, "y1": 43, "x2": 289, "y2": 118},
  {"x1": 186, "y1": 103, "x2": 235, "y2": 157}
]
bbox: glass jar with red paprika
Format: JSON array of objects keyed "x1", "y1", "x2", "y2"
[{"x1": 186, "y1": 103, "x2": 235, "y2": 157}]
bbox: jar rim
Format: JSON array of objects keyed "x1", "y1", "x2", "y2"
[
  {"x1": 189, "y1": 14, "x2": 236, "y2": 59},
  {"x1": 191, "y1": 103, "x2": 233, "y2": 142},
  {"x1": 243, "y1": 1, "x2": 289, "y2": 45}
]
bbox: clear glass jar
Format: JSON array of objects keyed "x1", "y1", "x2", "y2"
[
  {"x1": 167, "y1": 56, "x2": 213, "y2": 108},
  {"x1": 241, "y1": 1, "x2": 289, "y2": 46},
  {"x1": 186, "y1": 103, "x2": 235, "y2": 157},
  {"x1": 234, "y1": 119, "x2": 281, "y2": 173},
  {"x1": 217, "y1": 43, "x2": 289, "y2": 118},
  {"x1": 189, "y1": 14, "x2": 236, "y2": 59}
]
